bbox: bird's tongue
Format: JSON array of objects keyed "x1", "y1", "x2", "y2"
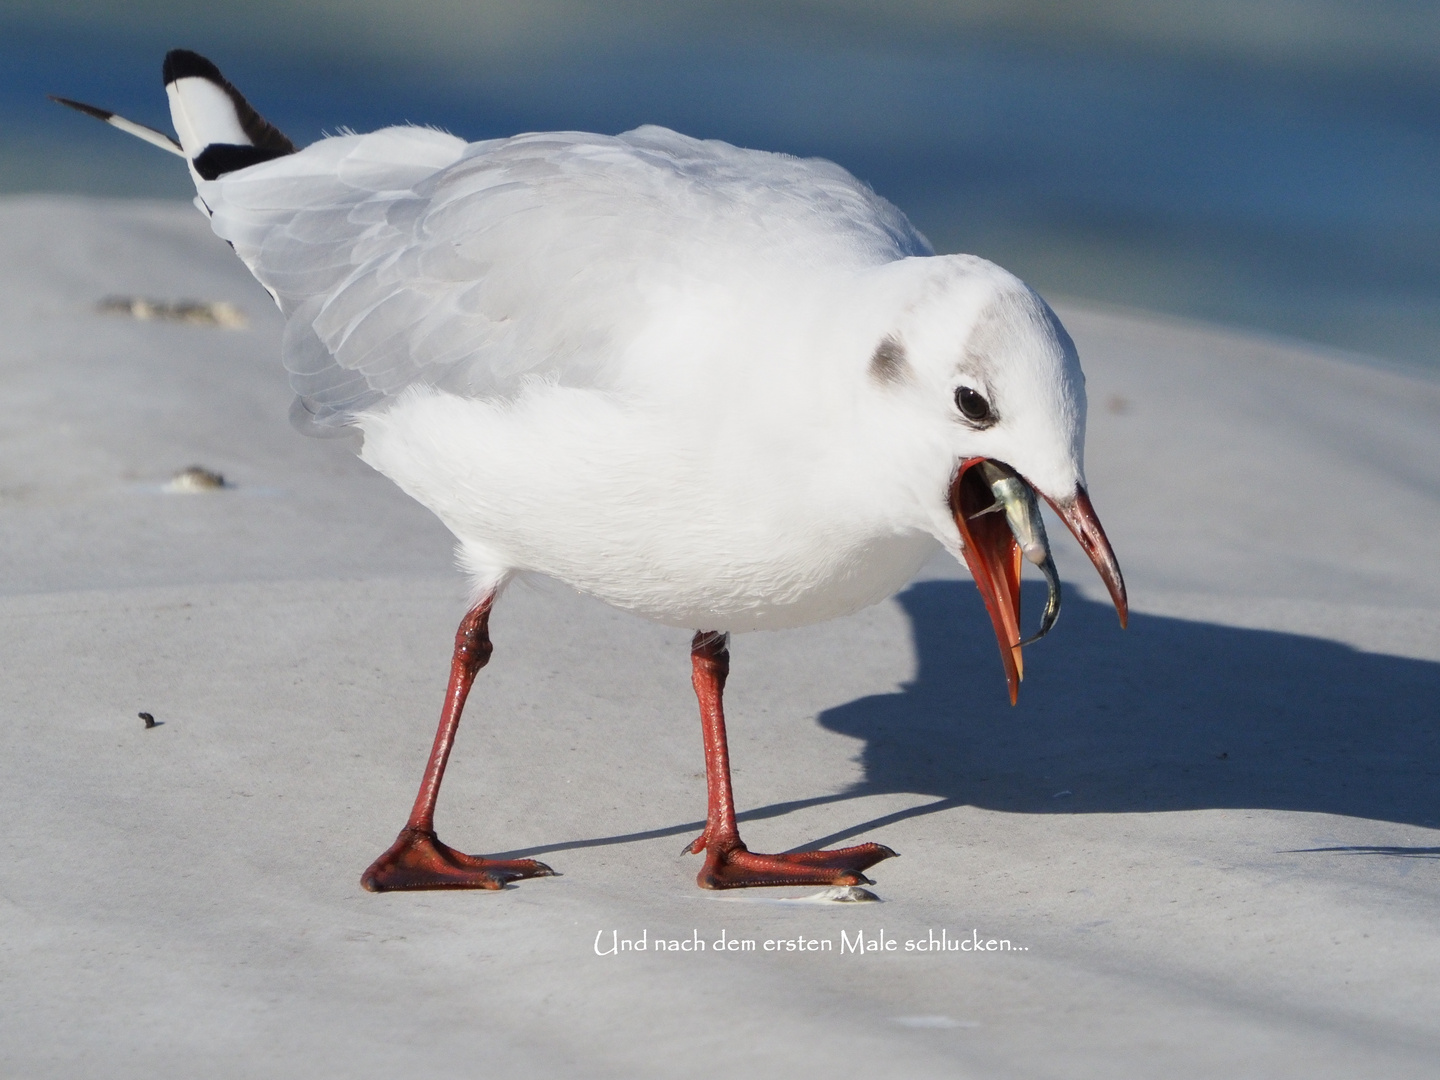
[{"x1": 950, "y1": 457, "x2": 1128, "y2": 705}]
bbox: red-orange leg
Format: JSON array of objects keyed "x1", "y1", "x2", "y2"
[
  {"x1": 684, "y1": 631, "x2": 896, "y2": 889},
  {"x1": 361, "y1": 595, "x2": 554, "y2": 892}
]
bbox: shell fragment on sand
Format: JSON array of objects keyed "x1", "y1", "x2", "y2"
[
  {"x1": 97, "y1": 296, "x2": 247, "y2": 329},
  {"x1": 164, "y1": 466, "x2": 227, "y2": 493}
]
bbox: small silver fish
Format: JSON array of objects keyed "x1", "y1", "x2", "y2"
[{"x1": 971, "y1": 460, "x2": 1061, "y2": 645}]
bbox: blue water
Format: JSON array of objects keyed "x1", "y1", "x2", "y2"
[{"x1": 3, "y1": 15, "x2": 1437, "y2": 373}]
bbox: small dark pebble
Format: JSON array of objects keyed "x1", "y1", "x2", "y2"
[{"x1": 139, "y1": 711, "x2": 157, "y2": 729}]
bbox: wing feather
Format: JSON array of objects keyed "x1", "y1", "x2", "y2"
[{"x1": 200, "y1": 123, "x2": 930, "y2": 431}]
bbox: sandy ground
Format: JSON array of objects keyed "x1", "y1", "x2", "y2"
[{"x1": 1, "y1": 194, "x2": 1437, "y2": 1079}]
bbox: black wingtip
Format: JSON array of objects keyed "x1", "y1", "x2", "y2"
[
  {"x1": 49, "y1": 95, "x2": 114, "y2": 122},
  {"x1": 161, "y1": 48, "x2": 297, "y2": 159},
  {"x1": 163, "y1": 49, "x2": 224, "y2": 86}
]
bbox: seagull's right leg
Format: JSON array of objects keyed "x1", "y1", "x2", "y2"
[
  {"x1": 684, "y1": 631, "x2": 896, "y2": 889},
  {"x1": 361, "y1": 594, "x2": 554, "y2": 891}
]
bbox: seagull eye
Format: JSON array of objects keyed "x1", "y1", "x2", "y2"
[{"x1": 955, "y1": 386, "x2": 992, "y2": 423}]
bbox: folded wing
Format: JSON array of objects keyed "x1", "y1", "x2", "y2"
[{"x1": 198, "y1": 124, "x2": 932, "y2": 432}]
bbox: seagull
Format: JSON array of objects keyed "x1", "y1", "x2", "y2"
[{"x1": 55, "y1": 51, "x2": 1127, "y2": 892}]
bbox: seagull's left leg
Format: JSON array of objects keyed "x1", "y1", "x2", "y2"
[
  {"x1": 361, "y1": 594, "x2": 554, "y2": 891},
  {"x1": 684, "y1": 631, "x2": 896, "y2": 889}
]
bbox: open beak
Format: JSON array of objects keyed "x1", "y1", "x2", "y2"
[{"x1": 950, "y1": 457, "x2": 1127, "y2": 704}]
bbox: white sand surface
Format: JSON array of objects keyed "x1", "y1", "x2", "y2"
[{"x1": 1, "y1": 194, "x2": 1437, "y2": 1078}]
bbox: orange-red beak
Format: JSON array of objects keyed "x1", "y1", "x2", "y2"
[{"x1": 950, "y1": 457, "x2": 1127, "y2": 704}]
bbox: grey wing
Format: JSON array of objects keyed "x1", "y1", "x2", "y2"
[
  {"x1": 206, "y1": 126, "x2": 503, "y2": 432},
  {"x1": 203, "y1": 123, "x2": 931, "y2": 434}
]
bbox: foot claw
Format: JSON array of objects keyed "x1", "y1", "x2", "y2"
[
  {"x1": 361, "y1": 827, "x2": 555, "y2": 892},
  {"x1": 695, "y1": 841, "x2": 896, "y2": 890}
]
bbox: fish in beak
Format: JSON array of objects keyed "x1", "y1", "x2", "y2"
[{"x1": 950, "y1": 457, "x2": 1128, "y2": 704}]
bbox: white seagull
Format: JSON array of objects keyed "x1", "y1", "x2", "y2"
[{"x1": 56, "y1": 51, "x2": 1126, "y2": 892}]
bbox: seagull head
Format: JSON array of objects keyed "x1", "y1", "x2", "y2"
[{"x1": 864, "y1": 254, "x2": 1127, "y2": 702}]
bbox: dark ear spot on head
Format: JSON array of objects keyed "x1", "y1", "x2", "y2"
[{"x1": 869, "y1": 335, "x2": 908, "y2": 385}]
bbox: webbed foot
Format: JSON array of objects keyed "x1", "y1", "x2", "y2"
[{"x1": 361, "y1": 826, "x2": 555, "y2": 891}]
